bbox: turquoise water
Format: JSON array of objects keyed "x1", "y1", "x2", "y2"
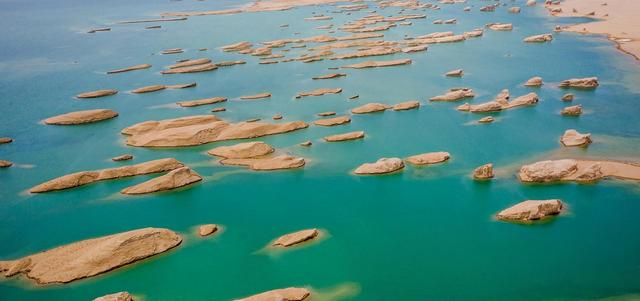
[{"x1": 1, "y1": 0, "x2": 640, "y2": 300}]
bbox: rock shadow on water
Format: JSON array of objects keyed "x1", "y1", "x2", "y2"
[{"x1": 255, "y1": 229, "x2": 330, "y2": 257}]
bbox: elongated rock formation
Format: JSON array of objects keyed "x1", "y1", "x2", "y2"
[
  {"x1": 355, "y1": 158, "x2": 404, "y2": 174},
  {"x1": 324, "y1": 131, "x2": 365, "y2": 142},
  {"x1": 93, "y1": 292, "x2": 133, "y2": 301},
  {"x1": 240, "y1": 93, "x2": 271, "y2": 100},
  {"x1": 272, "y1": 229, "x2": 319, "y2": 247},
  {"x1": 121, "y1": 167, "x2": 202, "y2": 195},
  {"x1": 0, "y1": 228, "x2": 181, "y2": 284},
  {"x1": 559, "y1": 77, "x2": 599, "y2": 89},
  {"x1": 296, "y1": 88, "x2": 342, "y2": 98},
  {"x1": 177, "y1": 97, "x2": 227, "y2": 107},
  {"x1": 107, "y1": 64, "x2": 151, "y2": 74},
  {"x1": 518, "y1": 159, "x2": 640, "y2": 183},
  {"x1": 405, "y1": 152, "x2": 450, "y2": 165},
  {"x1": 208, "y1": 142, "x2": 274, "y2": 158},
  {"x1": 314, "y1": 115, "x2": 351, "y2": 126},
  {"x1": 524, "y1": 34, "x2": 553, "y2": 42},
  {"x1": 76, "y1": 89, "x2": 118, "y2": 99},
  {"x1": 44, "y1": 109, "x2": 118, "y2": 125},
  {"x1": 236, "y1": 287, "x2": 311, "y2": 301},
  {"x1": 351, "y1": 103, "x2": 391, "y2": 114},
  {"x1": 342, "y1": 58, "x2": 412, "y2": 69},
  {"x1": 30, "y1": 158, "x2": 184, "y2": 193},
  {"x1": 221, "y1": 155, "x2": 305, "y2": 171},
  {"x1": 121, "y1": 115, "x2": 308, "y2": 147},
  {"x1": 430, "y1": 88, "x2": 474, "y2": 101},
  {"x1": 393, "y1": 100, "x2": 420, "y2": 111},
  {"x1": 496, "y1": 200, "x2": 564, "y2": 222}
]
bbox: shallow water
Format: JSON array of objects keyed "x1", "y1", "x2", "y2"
[{"x1": 1, "y1": 0, "x2": 640, "y2": 300}]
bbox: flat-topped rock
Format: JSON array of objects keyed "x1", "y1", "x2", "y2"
[
  {"x1": 317, "y1": 111, "x2": 336, "y2": 117},
  {"x1": 519, "y1": 159, "x2": 579, "y2": 182},
  {"x1": 207, "y1": 141, "x2": 274, "y2": 159},
  {"x1": 0, "y1": 137, "x2": 12, "y2": 144},
  {"x1": 297, "y1": 88, "x2": 342, "y2": 98},
  {"x1": 168, "y1": 58, "x2": 211, "y2": 69},
  {"x1": 121, "y1": 167, "x2": 202, "y2": 195},
  {"x1": 524, "y1": 76, "x2": 543, "y2": 87},
  {"x1": 559, "y1": 77, "x2": 599, "y2": 89},
  {"x1": 478, "y1": 116, "x2": 495, "y2": 123},
  {"x1": 342, "y1": 58, "x2": 412, "y2": 69},
  {"x1": 313, "y1": 73, "x2": 346, "y2": 80},
  {"x1": 161, "y1": 63, "x2": 217, "y2": 74},
  {"x1": 561, "y1": 105, "x2": 582, "y2": 116},
  {"x1": 300, "y1": 141, "x2": 312, "y2": 147},
  {"x1": 93, "y1": 292, "x2": 133, "y2": 301},
  {"x1": 221, "y1": 41, "x2": 252, "y2": 52},
  {"x1": 0, "y1": 228, "x2": 181, "y2": 284},
  {"x1": 430, "y1": 88, "x2": 475, "y2": 101},
  {"x1": 401, "y1": 45, "x2": 428, "y2": 53},
  {"x1": 122, "y1": 115, "x2": 308, "y2": 147},
  {"x1": 30, "y1": 158, "x2": 184, "y2": 193},
  {"x1": 211, "y1": 107, "x2": 226, "y2": 113},
  {"x1": 132, "y1": 85, "x2": 165, "y2": 93},
  {"x1": 76, "y1": 89, "x2": 118, "y2": 99},
  {"x1": 497, "y1": 200, "x2": 563, "y2": 222},
  {"x1": 560, "y1": 129, "x2": 591, "y2": 147},
  {"x1": 351, "y1": 103, "x2": 391, "y2": 114},
  {"x1": 355, "y1": 158, "x2": 404, "y2": 174},
  {"x1": 272, "y1": 229, "x2": 319, "y2": 247},
  {"x1": 473, "y1": 163, "x2": 494, "y2": 179},
  {"x1": 165, "y1": 83, "x2": 196, "y2": 89},
  {"x1": 524, "y1": 34, "x2": 553, "y2": 42},
  {"x1": 198, "y1": 224, "x2": 218, "y2": 237},
  {"x1": 405, "y1": 152, "x2": 450, "y2": 165},
  {"x1": 44, "y1": 109, "x2": 118, "y2": 125},
  {"x1": 236, "y1": 287, "x2": 311, "y2": 301},
  {"x1": 0, "y1": 160, "x2": 12, "y2": 168},
  {"x1": 445, "y1": 69, "x2": 463, "y2": 77},
  {"x1": 107, "y1": 64, "x2": 151, "y2": 74},
  {"x1": 487, "y1": 23, "x2": 513, "y2": 31},
  {"x1": 393, "y1": 100, "x2": 420, "y2": 111},
  {"x1": 112, "y1": 154, "x2": 133, "y2": 162},
  {"x1": 221, "y1": 155, "x2": 305, "y2": 171},
  {"x1": 240, "y1": 93, "x2": 271, "y2": 100},
  {"x1": 324, "y1": 131, "x2": 365, "y2": 142},
  {"x1": 314, "y1": 115, "x2": 351, "y2": 126},
  {"x1": 177, "y1": 97, "x2": 227, "y2": 107}
]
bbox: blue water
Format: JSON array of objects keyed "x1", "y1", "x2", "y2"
[{"x1": 1, "y1": 0, "x2": 640, "y2": 300}]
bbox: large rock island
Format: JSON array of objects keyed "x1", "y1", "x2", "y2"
[{"x1": 518, "y1": 159, "x2": 640, "y2": 183}]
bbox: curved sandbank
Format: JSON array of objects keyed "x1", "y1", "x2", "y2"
[
  {"x1": 121, "y1": 115, "x2": 308, "y2": 147},
  {"x1": 0, "y1": 228, "x2": 181, "y2": 284},
  {"x1": 30, "y1": 158, "x2": 184, "y2": 193},
  {"x1": 518, "y1": 159, "x2": 640, "y2": 183},
  {"x1": 120, "y1": 167, "x2": 202, "y2": 195},
  {"x1": 545, "y1": 0, "x2": 640, "y2": 60},
  {"x1": 44, "y1": 109, "x2": 118, "y2": 125},
  {"x1": 496, "y1": 200, "x2": 564, "y2": 222}
]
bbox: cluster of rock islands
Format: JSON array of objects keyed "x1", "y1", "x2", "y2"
[{"x1": 2, "y1": 0, "x2": 639, "y2": 300}]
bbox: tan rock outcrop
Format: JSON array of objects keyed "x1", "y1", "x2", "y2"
[
  {"x1": 112, "y1": 154, "x2": 133, "y2": 162},
  {"x1": 132, "y1": 85, "x2": 166, "y2": 93},
  {"x1": 76, "y1": 89, "x2": 118, "y2": 99},
  {"x1": 44, "y1": 109, "x2": 118, "y2": 125},
  {"x1": 0, "y1": 160, "x2": 12, "y2": 168},
  {"x1": 221, "y1": 41, "x2": 252, "y2": 52},
  {"x1": 30, "y1": 158, "x2": 184, "y2": 193},
  {"x1": 272, "y1": 229, "x2": 319, "y2": 247},
  {"x1": 351, "y1": 103, "x2": 391, "y2": 114},
  {"x1": 559, "y1": 77, "x2": 599, "y2": 89},
  {"x1": 478, "y1": 116, "x2": 494, "y2": 123},
  {"x1": 300, "y1": 141, "x2": 312, "y2": 147},
  {"x1": 561, "y1": 105, "x2": 582, "y2": 116},
  {"x1": 509, "y1": 6, "x2": 521, "y2": 13},
  {"x1": 473, "y1": 163, "x2": 494, "y2": 179},
  {"x1": 401, "y1": 45, "x2": 428, "y2": 53},
  {"x1": 314, "y1": 115, "x2": 351, "y2": 126},
  {"x1": 342, "y1": 58, "x2": 412, "y2": 69},
  {"x1": 332, "y1": 47, "x2": 400, "y2": 59},
  {"x1": 313, "y1": 73, "x2": 346, "y2": 80},
  {"x1": 524, "y1": 34, "x2": 553, "y2": 42},
  {"x1": 121, "y1": 167, "x2": 202, "y2": 195},
  {"x1": 445, "y1": 69, "x2": 463, "y2": 77},
  {"x1": 405, "y1": 152, "x2": 450, "y2": 165},
  {"x1": 236, "y1": 287, "x2": 311, "y2": 301},
  {"x1": 122, "y1": 115, "x2": 308, "y2": 147},
  {"x1": 524, "y1": 76, "x2": 543, "y2": 87},
  {"x1": 324, "y1": 131, "x2": 365, "y2": 142},
  {"x1": 93, "y1": 292, "x2": 133, "y2": 301},
  {"x1": 177, "y1": 97, "x2": 227, "y2": 107},
  {"x1": 297, "y1": 88, "x2": 342, "y2": 98},
  {"x1": 198, "y1": 224, "x2": 218, "y2": 237},
  {"x1": 161, "y1": 63, "x2": 217, "y2": 74},
  {"x1": 430, "y1": 88, "x2": 475, "y2": 101},
  {"x1": 560, "y1": 129, "x2": 592, "y2": 147},
  {"x1": 317, "y1": 111, "x2": 336, "y2": 117},
  {"x1": 107, "y1": 64, "x2": 151, "y2": 74},
  {"x1": 487, "y1": 23, "x2": 513, "y2": 31},
  {"x1": 240, "y1": 93, "x2": 271, "y2": 100},
  {"x1": 562, "y1": 93, "x2": 574, "y2": 101},
  {"x1": 168, "y1": 59, "x2": 211, "y2": 69},
  {"x1": 0, "y1": 228, "x2": 181, "y2": 284},
  {"x1": 393, "y1": 100, "x2": 420, "y2": 111},
  {"x1": 517, "y1": 159, "x2": 640, "y2": 183},
  {"x1": 496, "y1": 200, "x2": 564, "y2": 221},
  {"x1": 207, "y1": 142, "x2": 274, "y2": 159},
  {"x1": 0, "y1": 137, "x2": 12, "y2": 144},
  {"x1": 354, "y1": 158, "x2": 404, "y2": 174},
  {"x1": 221, "y1": 155, "x2": 305, "y2": 171}
]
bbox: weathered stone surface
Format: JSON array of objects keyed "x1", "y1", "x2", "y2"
[
  {"x1": 445, "y1": 69, "x2": 463, "y2": 77},
  {"x1": 393, "y1": 100, "x2": 420, "y2": 111},
  {"x1": 161, "y1": 63, "x2": 217, "y2": 74},
  {"x1": 300, "y1": 141, "x2": 312, "y2": 147},
  {"x1": 354, "y1": 158, "x2": 404, "y2": 174},
  {"x1": 132, "y1": 85, "x2": 166, "y2": 93},
  {"x1": 177, "y1": 97, "x2": 227, "y2": 107},
  {"x1": 44, "y1": 109, "x2": 118, "y2": 125},
  {"x1": 313, "y1": 73, "x2": 346, "y2": 80},
  {"x1": 473, "y1": 163, "x2": 494, "y2": 179},
  {"x1": 519, "y1": 159, "x2": 579, "y2": 182},
  {"x1": 112, "y1": 154, "x2": 133, "y2": 162},
  {"x1": 0, "y1": 228, "x2": 181, "y2": 284},
  {"x1": 207, "y1": 142, "x2": 274, "y2": 159},
  {"x1": 560, "y1": 129, "x2": 592, "y2": 147},
  {"x1": 93, "y1": 292, "x2": 133, "y2": 301},
  {"x1": 30, "y1": 158, "x2": 184, "y2": 193},
  {"x1": 76, "y1": 89, "x2": 118, "y2": 99},
  {"x1": 324, "y1": 131, "x2": 365, "y2": 142},
  {"x1": 0, "y1": 160, "x2": 12, "y2": 168},
  {"x1": 168, "y1": 58, "x2": 211, "y2": 69},
  {"x1": 272, "y1": 229, "x2": 319, "y2": 247},
  {"x1": 107, "y1": 64, "x2": 151, "y2": 74},
  {"x1": 502, "y1": 93, "x2": 538, "y2": 109},
  {"x1": 524, "y1": 76, "x2": 543, "y2": 87},
  {"x1": 236, "y1": 287, "x2": 311, "y2": 301},
  {"x1": 221, "y1": 155, "x2": 305, "y2": 171},
  {"x1": 122, "y1": 115, "x2": 308, "y2": 147},
  {"x1": 559, "y1": 77, "x2": 599, "y2": 89},
  {"x1": 221, "y1": 41, "x2": 252, "y2": 52},
  {"x1": 478, "y1": 116, "x2": 495, "y2": 123},
  {"x1": 405, "y1": 152, "x2": 450, "y2": 165},
  {"x1": 314, "y1": 115, "x2": 351, "y2": 126},
  {"x1": 562, "y1": 93, "x2": 574, "y2": 101},
  {"x1": 198, "y1": 224, "x2": 218, "y2": 237},
  {"x1": 524, "y1": 34, "x2": 553, "y2": 42},
  {"x1": 121, "y1": 167, "x2": 202, "y2": 195},
  {"x1": 430, "y1": 88, "x2": 475, "y2": 101},
  {"x1": 351, "y1": 103, "x2": 391, "y2": 114},
  {"x1": 561, "y1": 105, "x2": 582, "y2": 116},
  {"x1": 240, "y1": 93, "x2": 271, "y2": 100},
  {"x1": 496, "y1": 200, "x2": 564, "y2": 222},
  {"x1": 0, "y1": 137, "x2": 12, "y2": 144},
  {"x1": 317, "y1": 111, "x2": 336, "y2": 117},
  {"x1": 401, "y1": 45, "x2": 428, "y2": 53},
  {"x1": 342, "y1": 58, "x2": 412, "y2": 69},
  {"x1": 297, "y1": 88, "x2": 342, "y2": 98},
  {"x1": 487, "y1": 23, "x2": 513, "y2": 31}
]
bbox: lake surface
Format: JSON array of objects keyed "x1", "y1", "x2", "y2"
[{"x1": 1, "y1": 0, "x2": 640, "y2": 300}]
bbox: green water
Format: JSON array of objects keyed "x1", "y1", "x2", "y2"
[{"x1": 1, "y1": 0, "x2": 640, "y2": 300}]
